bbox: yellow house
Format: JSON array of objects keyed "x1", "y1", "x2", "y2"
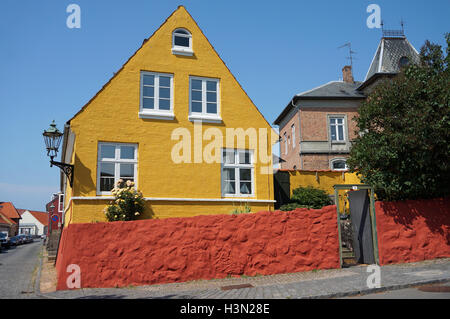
[{"x1": 59, "y1": 6, "x2": 277, "y2": 225}]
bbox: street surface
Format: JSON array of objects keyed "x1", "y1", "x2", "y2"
[{"x1": 0, "y1": 241, "x2": 42, "y2": 298}]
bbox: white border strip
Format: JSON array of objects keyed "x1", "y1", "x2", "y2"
[{"x1": 69, "y1": 196, "x2": 276, "y2": 203}]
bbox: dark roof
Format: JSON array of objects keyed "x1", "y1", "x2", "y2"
[
  {"x1": 295, "y1": 81, "x2": 365, "y2": 99},
  {"x1": 274, "y1": 35, "x2": 420, "y2": 127},
  {"x1": 365, "y1": 36, "x2": 420, "y2": 81},
  {"x1": 273, "y1": 81, "x2": 365, "y2": 125}
]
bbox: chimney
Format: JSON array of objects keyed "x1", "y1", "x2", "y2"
[{"x1": 342, "y1": 65, "x2": 354, "y2": 83}]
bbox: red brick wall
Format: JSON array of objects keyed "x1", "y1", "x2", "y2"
[
  {"x1": 376, "y1": 197, "x2": 450, "y2": 265},
  {"x1": 279, "y1": 112, "x2": 300, "y2": 169},
  {"x1": 301, "y1": 154, "x2": 350, "y2": 171},
  {"x1": 300, "y1": 107, "x2": 358, "y2": 141},
  {"x1": 55, "y1": 207, "x2": 340, "y2": 290}
]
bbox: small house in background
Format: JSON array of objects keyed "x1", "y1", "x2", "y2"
[
  {"x1": 45, "y1": 193, "x2": 64, "y2": 235},
  {"x1": 274, "y1": 30, "x2": 420, "y2": 171},
  {"x1": 0, "y1": 202, "x2": 21, "y2": 236},
  {"x1": 17, "y1": 209, "x2": 48, "y2": 236}
]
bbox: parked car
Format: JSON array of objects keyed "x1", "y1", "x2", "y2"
[
  {"x1": 9, "y1": 236, "x2": 20, "y2": 247},
  {"x1": 0, "y1": 232, "x2": 11, "y2": 248},
  {"x1": 16, "y1": 234, "x2": 27, "y2": 244},
  {"x1": 26, "y1": 234, "x2": 33, "y2": 243}
]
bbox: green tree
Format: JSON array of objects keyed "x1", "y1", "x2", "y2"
[{"x1": 347, "y1": 34, "x2": 450, "y2": 201}]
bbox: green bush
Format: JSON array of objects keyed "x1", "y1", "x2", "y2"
[
  {"x1": 279, "y1": 202, "x2": 310, "y2": 211},
  {"x1": 104, "y1": 179, "x2": 146, "y2": 222},
  {"x1": 288, "y1": 186, "x2": 333, "y2": 209}
]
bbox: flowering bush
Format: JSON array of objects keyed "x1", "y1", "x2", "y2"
[{"x1": 104, "y1": 179, "x2": 145, "y2": 222}]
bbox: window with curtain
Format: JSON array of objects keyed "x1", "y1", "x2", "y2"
[
  {"x1": 97, "y1": 143, "x2": 138, "y2": 194},
  {"x1": 222, "y1": 149, "x2": 254, "y2": 196}
]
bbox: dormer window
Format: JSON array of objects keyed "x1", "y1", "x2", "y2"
[
  {"x1": 172, "y1": 28, "x2": 193, "y2": 56},
  {"x1": 399, "y1": 56, "x2": 410, "y2": 68}
]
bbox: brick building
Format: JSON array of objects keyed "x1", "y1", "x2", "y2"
[{"x1": 274, "y1": 31, "x2": 420, "y2": 170}]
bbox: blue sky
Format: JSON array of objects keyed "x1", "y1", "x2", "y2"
[{"x1": 0, "y1": 0, "x2": 449, "y2": 211}]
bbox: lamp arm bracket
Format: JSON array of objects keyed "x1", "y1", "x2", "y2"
[{"x1": 50, "y1": 160, "x2": 74, "y2": 188}]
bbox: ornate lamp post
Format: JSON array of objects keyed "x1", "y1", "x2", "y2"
[{"x1": 43, "y1": 121, "x2": 74, "y2": 187}]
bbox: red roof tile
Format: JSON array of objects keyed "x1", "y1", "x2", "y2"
[
  {"x1": 0, "y1": 212, "x2": 14, "y2": 225},
  {"x1": 27, "y1": 210, "x2": 49, "y2": 226},
  {"x1": 0, "y1": 202, "x2": 21, "y2": 221}
]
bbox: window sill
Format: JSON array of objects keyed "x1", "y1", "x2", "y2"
[
  {"x1": 223, "y1": 194, "x2": 256, "y2": 199},
  {"x1": 172, "y1": 47, "x2": 194, "y2": 56},
  {"x1": 188, "y1": 114, "x2": 222, "y2": 124},
  {"x1": 139, "y1": 111, "x2": 175, "y2": 120}
]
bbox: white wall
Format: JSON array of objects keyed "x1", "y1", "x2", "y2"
[{"x1": 19, "y1": 211, "x2": 45, "y2": 236}]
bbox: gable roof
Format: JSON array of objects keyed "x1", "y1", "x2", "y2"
[
  {"x1": 0, "y1": 212, "x2": 14, "y2": 225},
  {"x1": 67, "y1": 5, "x2": 272, "y2": 130},
  {"x1": 0, "y1": 202, "x2": 21, "y2": 221},
  {"x1": 28, "y1": 211, "x2": 49, "y2": 226},
  {"x1": 18, "y1": 209, "x2": 49, "y2": 226},
  {"x1": 364, "y1": 36, "x2": 420, "y2": 82}
]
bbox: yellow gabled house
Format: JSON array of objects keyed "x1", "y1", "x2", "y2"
[{"x1": 60, "y1": 6, "x2": 277, "y2": 225}]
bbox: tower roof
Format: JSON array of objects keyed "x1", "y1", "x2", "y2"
[{"x1": 364, "y1": 35, "x2": 420, "y2": 82}]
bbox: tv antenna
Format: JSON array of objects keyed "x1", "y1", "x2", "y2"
[{"x1": 338, "y1": 42, "x2": 357, "y2": 67}]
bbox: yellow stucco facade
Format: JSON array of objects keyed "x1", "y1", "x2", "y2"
[{"x1": 62, "y1": 6, "x2": 276, "y2": 225}]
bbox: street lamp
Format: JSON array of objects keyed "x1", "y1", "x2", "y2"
[
  {"x1": 43, "y1": 121, "x2": 74, "y2": 187},
  {"x1": 49, "y1": 203, "x2": 55, "y2": 234}
]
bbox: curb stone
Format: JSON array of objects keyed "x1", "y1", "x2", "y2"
[{"x1": 304, "y1": 278, "x2": 450, "y2": 299}]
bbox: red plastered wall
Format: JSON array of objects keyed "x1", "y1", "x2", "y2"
[
  {"x1": 55, "y1": 206, "x2": 340, "y2": 290},
  {"x1": 376, "y1": 197, "x2": 450, "y2": 265}
]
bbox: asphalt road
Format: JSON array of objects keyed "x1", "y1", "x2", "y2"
[{"x1": 0, "y1": 240, "x2": 43, "y2": 298}]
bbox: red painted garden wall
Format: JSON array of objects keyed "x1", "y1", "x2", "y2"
[
  {"x1": 55, "y1": 206, "x2": 340, "y2": 290},
  {"x1": 376, "y1": 197, "x2": 450, "y2": 265}
]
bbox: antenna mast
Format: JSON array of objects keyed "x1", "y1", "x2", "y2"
[{"x1": 338, "y1": 42, "x2": 356, "y2": 67}]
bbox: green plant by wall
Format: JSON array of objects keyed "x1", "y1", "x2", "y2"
[
  {"x1": 104, "y1": 180, "x2": 146, "y2": 222},
  {"x1": 280, "y1": 186, "x2": 333, "y2": 211},
  {"x1": 230, "y1": 203, "x2": 251, "y2": 215},
  {"x1": 279, "y1": 202, "x2": 310, "y2": 211}
]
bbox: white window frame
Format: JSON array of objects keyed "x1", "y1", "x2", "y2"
[
  {"x1": 221, "y1": 149, "x2": 255, "y2": 197},
  {"x1": 284, "y1": 132, "x2": 288, "y2": 154},
  {"x1": 291, "y1": 124, "x2": 296, "y2": 148},
  {"x1": 58, "y1": 193, "x2": 64, "y2": 213},
  {"x1": 330, "y1": 158, "x2": 348, "y2": 171},
  {"x1": 329, "y1": 115, "x2": 346, "y2": 142},
  {"x1": 189, "y1": 76, "x2": 221, "y2": 123},
  {"x1": 97, "y1": 143, "x2": 138, "y2": 195},
  {"x1": 172, "y1": 28, "x2": 193, "y2": 56},
  {"x1": 139, "y1": 71, "x2": 174, "y2": 120}
]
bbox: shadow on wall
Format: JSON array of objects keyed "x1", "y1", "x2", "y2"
[
  {"x1": 74, "y1": 154, "x2": 96, "y2": 196},
  {"x1": 141, "y1": 203, "x2": 155, "y2": 220},
  {"x1": 379, "y1": 197, "x2": 450, "y2": 240}
]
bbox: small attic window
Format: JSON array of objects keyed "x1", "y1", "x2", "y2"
[
  {"x1": 172, "y1": 28, "x2": 193, "y2": 56},
  {"x1": 399, "y1": 56, "x2": 410, "y2": 68}
]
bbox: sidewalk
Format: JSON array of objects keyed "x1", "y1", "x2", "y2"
[{"x1": 37, "y1": 257, "x2": 450, "y2": 299}]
